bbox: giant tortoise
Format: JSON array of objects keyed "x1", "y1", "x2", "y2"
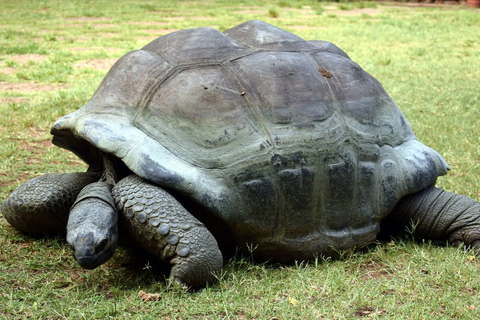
[{"x1": 2, "y1": 20, "x2": 480, "y2": 289}]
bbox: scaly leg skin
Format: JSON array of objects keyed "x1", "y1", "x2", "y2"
[
  {"x1": 67, "y1": 181, "x2": 118, "y2": 269},
  {"x1": 1, "y1": 172, "x2": 100, "y2": 235},
  {"x1": 112, "y1": 175, "x2": 223, "y2": 289},
  {"x1": 385, "y1": 186, "x2": 480, "y2": 251}
]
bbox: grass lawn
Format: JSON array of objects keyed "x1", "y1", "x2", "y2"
[{"x1": 1, "y1": 0, "x2": 479, "y2": 318}]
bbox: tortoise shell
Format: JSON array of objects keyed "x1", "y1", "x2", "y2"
[{"x1": 51, "y1": 20, "x2": 449, "y2": 260}]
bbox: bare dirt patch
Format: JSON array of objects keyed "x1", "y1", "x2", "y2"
[
  {"x1": 65, "y1": 17, "x2": 113, "y2": 22},
  {"x1": 128, "y1": 21, "x2": 170, "y2": 26},
  {"x1": 67, "y1": 47, "x2": 122, "y2": 54},
  {"x1": 8, "y1": 126, "x2": 83, "y2": 168},
  {"x1": 141, "y1": 28, "x2": 179, "y2": 35},
  {"x1": 99, "y1": 33, "x2": 118, "y2": 37},
  {"x1": 377, "y1": 0, "x2": 465, "y2": 8},
  {"x1": 354, "y1": 306, "x2": 387, "y2": 317},
  {"x1": 64, "y1": 24, "x2": 83, "y2": 28},
  {"x1": 0, "y1": 82, "x2": 66, "y2": 93},
  {"x1": 177, "y1": 1, "x2": 208, "y2": 4},
  {"x1": 74, "y1": 58, "x2": 118, "y2": 72},
  {"x1": 359, "y1": 260, "x2": 392, "y2": 280},
  {"x1": 330, "y1": 8, "x2": 382, "y2": 16},
  {"x1": 9, "y1": 126, "x2": 52, "y2": 153},
  {"x1": 93, "y1": 24, "x2": 117, "y2": 29},
  {"x1": 137, "y1": 29, "x2": 182, "y2": 43},
  {"x1": 287, "y1": 25, "x2": 322, "y2": 31},
  {"x1": 0, "y1": 97, "x2": 28, "y2": 104},
  {"x1": 234, "y1": 10, "x2": 266, "y2": 15},
  {"x1": 163, "y1": 16, "x2": 215, "y2": 21},
  {"x1": 325, "y1": 2, "x2": 464, "y2": 17},
  {"x1": 2, "y1": 54, "x2": 47, "y2": 65},
  {"x1": 0, "y1": 66, "x2": 16, "y2": 75},
  {"x1": 137, "y1": 37, "x2": 160, "y2": 43}
]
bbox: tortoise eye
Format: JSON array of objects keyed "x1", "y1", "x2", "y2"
[{"x1": 96, "y1": 238, "x2": 109, "y2": 252}]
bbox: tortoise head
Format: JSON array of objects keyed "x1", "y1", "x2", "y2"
[
  {"x1": 67, "y1": 227, "x2": 116, "y2": 269},
  {"x1": 66, "y1": 182, "x2": 118, "y2": 269}
]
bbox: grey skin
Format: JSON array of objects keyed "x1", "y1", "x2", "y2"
[
  {"x1": 1, "y1": 20, "x2": 480, "y2": 289},
  {"x1": 66, "y1": 181, "x2": 118, "y2": 269}
]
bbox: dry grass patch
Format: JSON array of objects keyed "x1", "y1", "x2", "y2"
[
  {"x1": 93, "y1": 24, "x2": 118, "y2": 29},
  {"x1": 63, "y1": 23, "x2": 83, "y2": 28},
  {"x1": 332, "y1": 8, "x2": 382, "y2": 15},
  {"x1": 163, "y1": 16, "x2": 215, "y2": 21},
  {"x1": 359, "y1": 260, "x2": 393, "y2": 280},
  {"x1": 178, "y1": 1, "x2": 210, "y2": 4},
  {"x1": 66, "y1": 47, "x2": 122, "y2": 54},
  {"x1": 141, "y1": 28, "x2": 180, "y2": 35},
  {"x1": 171, "y1": 11, "x2": 191, "y2": 15},
  {"x1": 3, "y1": 54, "x2": 47, "y2": 64},
  {"x1": 64, "y1": 17, "x2": 114, "y2": 22},
  {"x1": 128, "y1": 21, "x2": 170, "y2": 26},
  {"x1": 9, "y1": 126, "x2": 52, "y2": 146},
  {"x1": 137, "y1": 29, "x2": 183, "y2": 43},
  {"x1": 0, "y1": 55, "x2": 48, "y2": 78},
  {"x1": 286, "y1": 25, "x2": 322, "y2": 30},
  {"x1": 99, "y1": 33, "x2": 118, "y2": 37},
  {"x1": 74, "y1": 58, "x2": 118, "y2": 72},
  {"x1": 0, "y1": 82, "x2": 66, "y2": 93},
  {"x1": 380, "y1": 1, "x2": 466, "y2": 8},
  {"x1": 2, "y1": 124, "x2": 85, "y2": 188},
  {"x1": 75, "y1": 36, "x2": 93, "y2": 42},
  {"x1": 234, "y1": 9, "x2": 267, "y2": 15},
  {"x1": 0, "y1": 96, "x2": 28, "y2": 104},
  {"x1": 0, "y1": 65, "x2": 16, "y2": 75}
]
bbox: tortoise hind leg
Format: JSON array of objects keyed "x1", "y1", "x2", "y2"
[
  {"x1": 383, "y1": 186, "x2": 480, "y2": 250},
  {"x1": 1, "y1": 172, "x2": 100, "y2": 235},
  {"x1": 112, "y1": 174, "x2": 223, "y2": 289}
]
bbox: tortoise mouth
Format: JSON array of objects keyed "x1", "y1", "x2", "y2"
[{"x1": 68, "y1": 232, "x2": 117, "y2": 269}]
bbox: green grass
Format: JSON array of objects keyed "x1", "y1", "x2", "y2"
[{"x1": 1, "y1": 0, "x2": 480, "y2": 318}]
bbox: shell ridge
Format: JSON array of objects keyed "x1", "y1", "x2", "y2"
[
  {"x1": 224, "y1": 20, "x2": 317, "y2": 51},
  {"x1": 218, "y1": 61, "x2": 281, "y2": 232},
  {"x1": 133, "y1": 62, "x2": 176, "y2": 124},
  {"x1": 221, "y1": 61, "x2": 276, "y2": 153},
  {"x1": 142, "y1": 47, "x2": 170, "y2": 64},
  {"x1": 307, "y1": 53, "x2": 351, "y2": 142},
  {"x1": 142, "y1": 26, "x2": 247, "y2": 64}
]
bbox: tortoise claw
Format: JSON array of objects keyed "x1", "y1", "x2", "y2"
[
  {"x1": 450, "y1": 239, "x2": 463, "y2": 248},
  {"x1": 449, "y1": 230, "x2": 480, "y2": 253},
  {"x1": 470, "y1": 240, "x2": 480, "y2": 254}
]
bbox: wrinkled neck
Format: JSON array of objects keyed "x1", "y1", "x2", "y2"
[{"x1": 98, "y1": 153, "x2": 117, "y2": 189}]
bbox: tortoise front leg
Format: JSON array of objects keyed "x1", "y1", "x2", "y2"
[
  {"x1": 384, "y1": 186, "x2": 480, "y2": 250},
  {"x1": 1, "y1": 172, "x2": 100, "y2": 235},
  {"x1": 112, "y1": 175, "x2": 223, "y2": 289}
]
